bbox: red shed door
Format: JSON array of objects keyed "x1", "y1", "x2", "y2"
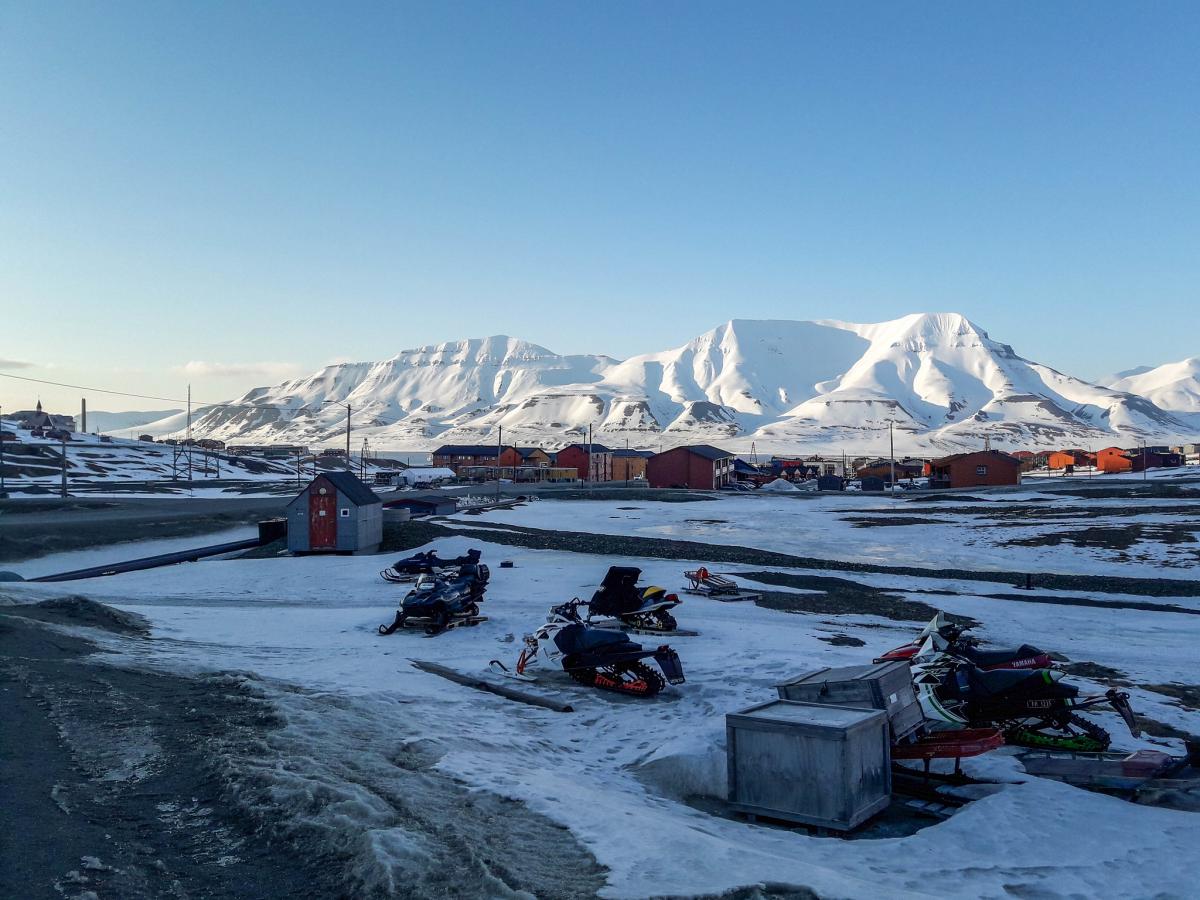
[{"x1": 309, "y1": 485, "x2": 337, "y2": 549}]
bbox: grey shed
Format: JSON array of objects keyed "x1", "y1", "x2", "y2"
[{"x1": 286, "y1": 471, "x2": 383, "y2": 554}]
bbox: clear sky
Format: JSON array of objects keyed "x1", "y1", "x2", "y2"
[{"x1": 2, "y1": 1, "x2": 1197, "y2": 413}]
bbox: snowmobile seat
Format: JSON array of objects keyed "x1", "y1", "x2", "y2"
[
  {"x1": 553, "y1": 624, "x2": 639, "y2": 656},
  {"x1": 962, "y1": 666, "x2": 1051, "y2": 698},
  {"x1": 966, "y1": 645, "x2": 1045, "y2": 667}
]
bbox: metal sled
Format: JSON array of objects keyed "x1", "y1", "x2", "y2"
[{"x1": 682, "y1": 568, "x2": 760, "y2": 602}]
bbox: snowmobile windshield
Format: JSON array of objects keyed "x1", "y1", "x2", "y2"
[{"x1": 590, "y1": 567, "x2": 644, "y2": 617}]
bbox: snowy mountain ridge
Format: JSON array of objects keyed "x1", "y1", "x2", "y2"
[
  {"x1": 1104, "y1": 357, "x2": 1200, "y2": 415},
  {"x1": 140, "y1": 314, "x2": 1198, "y2": 453}
]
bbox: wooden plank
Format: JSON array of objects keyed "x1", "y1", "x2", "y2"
[{"x1": 409, "y1": 660, "x2": 574, "y2": 713}]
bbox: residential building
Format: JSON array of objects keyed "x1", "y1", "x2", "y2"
[
  {"x1": 612, "y1": 448, "x2": 652, "y2": 481},
  {"x1": 646, "y1": 444, "x2": 736, "y2": 490},
  {"x1": 555, "y1": 443, "x2": 613, "y2": 482},
  {"x1": 432, "y1": 444, "x2": 510, "y2": 473},
  {"x1": 928, "y1": 450, "x2": 1021, "y2": 489}
]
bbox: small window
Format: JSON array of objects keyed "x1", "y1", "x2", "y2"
[
  {"x1": 976, "y1": 465, "x2": 988, "y2": 476},
  {"x1": 340, "y1": 508, "x2": 350, "y2": 517}
]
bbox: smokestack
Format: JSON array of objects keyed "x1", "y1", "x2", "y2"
[{"x1": 81, "y1": 398, "x2": 87, "y2": 434}]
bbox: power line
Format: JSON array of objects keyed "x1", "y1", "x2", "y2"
[{"x1": 0, "y1": 371, "x2": 339, "y2": 414}]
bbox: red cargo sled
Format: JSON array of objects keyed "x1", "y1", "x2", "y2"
[{"x1": 892, "y1": 727, "x2": 1005, "y2": 777}]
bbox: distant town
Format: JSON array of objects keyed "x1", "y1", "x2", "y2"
[{"x1": 3, "y1": 400, "x2": 1196, "y2": 496}]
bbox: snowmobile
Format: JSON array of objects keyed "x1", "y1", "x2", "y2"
[
  {"x1": 380, "y1": 548, "x2": 482, "y2": 584},
  {"x1": 910, "y1": 641, "x2": 1139, "y2": 752},
  {"x1": 875, "y1": 612, "x2": 1053, "y2": 670},
  {"x1": 378, "y1": 562, "x2": 490, "y2": 636},
  {"x1": 586, "y1": 566, "x2": 683, "y2": 633},
  {"x1": 491, "y1": 599, "x2": 685, "y2": 697}
]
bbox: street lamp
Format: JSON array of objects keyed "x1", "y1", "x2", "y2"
[{"x1": 322, "y1": 400, "x2": 352, "y2": 471}]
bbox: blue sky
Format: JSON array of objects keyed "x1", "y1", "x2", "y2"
[{"x1": 2, "y1": 2, "x2": 1197, "y2": 411}]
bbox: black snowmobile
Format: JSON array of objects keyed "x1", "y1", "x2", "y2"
[
  {"x1": 380, "y1": 548, "x2": 482, "y2": 583},
  {"x1": 492, "y1": 599, "x2": 685, "y2": 697},
  {"x1": 586, "y1": 566, "x2": 683, "y2": 633},
  {"x1": 378, "y1": 563, "x2": 490, "y2": 635},
  {"x1": 912, "y1": 647, "x2": 1139, "y2": 752},
  {"x1": 875, "y1": 612, "x2": 1054, "y2": 670}
]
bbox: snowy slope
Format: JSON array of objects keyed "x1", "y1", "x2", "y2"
[
  {"x1": 138, "y1": 315, "x2": 1197, "y2": 453},
  {"x1": 1106, "y1": 358, "x2": 1200, "y2": 414},
  {"x1": 88, "y1": 409, "x2": 183, "y2": 434}
]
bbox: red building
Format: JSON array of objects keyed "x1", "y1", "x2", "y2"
[
  {"x1": 928, "y1": 450, "x2": 1021, "y2": 489},
  {"x1": 646, "y1": 445, "x2": 736, "y2": 490},
  {"x1": 555, "y1": 443, "x2": 613, "y2": 482}
]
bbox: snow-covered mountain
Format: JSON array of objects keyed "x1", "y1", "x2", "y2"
[
  {"x1": 88, "y1": 409, "x2": 183, "y2": 435},
  {"x1": 1104, "y1": 358, "x2": 1200, "y2": 415},
  {"x1": 139, "y1": 315, "x2": 1197, "y2": 453}
]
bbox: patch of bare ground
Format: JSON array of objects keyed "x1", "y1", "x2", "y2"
[{"x1": 1143, "y1": 683, "x2": 1200, "y2": 710}]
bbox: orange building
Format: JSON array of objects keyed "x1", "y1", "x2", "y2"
[
  {"x1": 1047, "y1": 449, "x2": 1093, "y2": 470},
  {"x1": 1095, "y1": 447, "x2": 1133, "y2": 473}
]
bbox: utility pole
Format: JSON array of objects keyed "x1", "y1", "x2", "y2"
[
  {"x1": 186, "y1": 384, "x2": 193, "y2": 483},
  {"x1": 889, "y1": 420, "x2": 896, "y2": 498},
  {"x1": 496, "y1": 425, "x2": 503, "y2": 501},
  {"x1": 295, "y1": 448, "x2": 301, "y2": 486},
  {"x1": 0, "y1": 405, "x2": 6, "y2": 495},
  {"x1": 1142, "y1": 441, "x2": 1147, "y2": 481},
  {"x1": 587, "y1": 423, "x2": 593, "y2": 485},
  {"x1": 60, "y1": 433, "x2": 68, "y2": 498}
]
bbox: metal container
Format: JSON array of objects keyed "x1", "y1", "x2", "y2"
[
  {"x1": 775, "y1": 661, "x2": 923, "y2": 739},
  {"x1": 726, "y1": 699, "x2": 890, "y2": 831}
]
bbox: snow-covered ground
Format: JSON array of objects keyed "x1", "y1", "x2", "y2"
[
  {"x1": 4, "y1": 495, "x2": 1199, "y2": 898},
  {"x1": 457, "y1": 488, "x2": 1200, "y2": 577}
]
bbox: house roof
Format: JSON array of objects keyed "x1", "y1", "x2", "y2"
[
  {"x1": 666, "y1": 444, "x2": 734, "y2": 461},
  {"x1": 516, "y1": 447, "x2": 548, "y2": 458},
  {"x1": 612, "y1": 448, "x2": 651, "y2": 458},
  {"x1": 929, "y1": 449, "x2": 1021, "y2": 467},
  {"x1": 561, "y1": 443, "x2": 612, "y2": 453},
  {"x1": 432, "y1": 444, "x2": 504, "y2": 457}
]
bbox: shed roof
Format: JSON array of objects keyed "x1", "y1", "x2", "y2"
[
  {"x1": 384, "y1": 492, "x2": 457, "y2": 509},
  {"x1": 321, "y1": 471, "x2": 383, "y2": 505}
]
